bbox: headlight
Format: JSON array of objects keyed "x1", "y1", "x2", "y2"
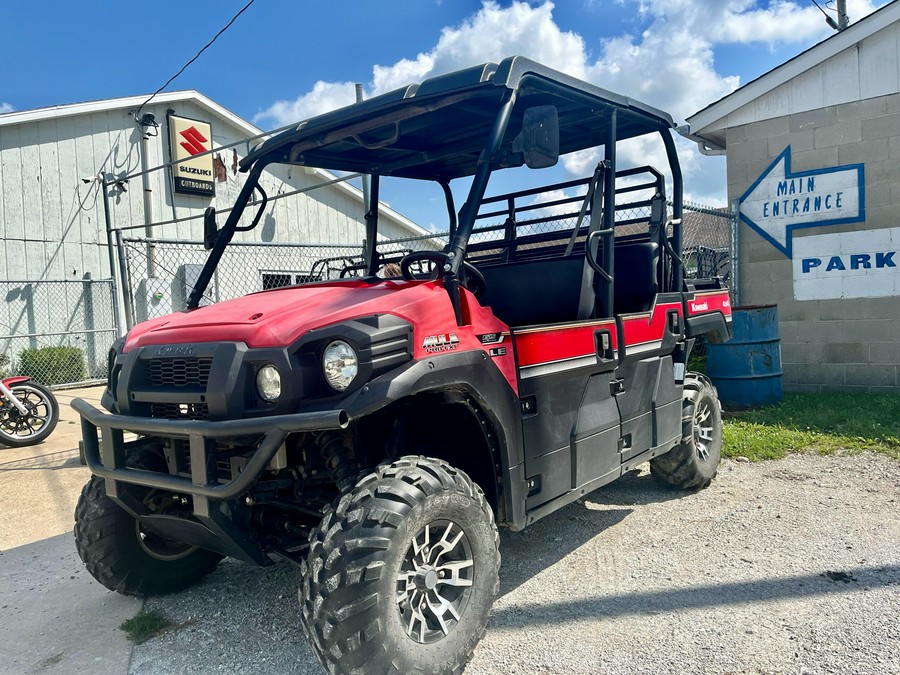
[
  {"x1": 256, "y1": 364, "x2": 282, "y2": 402},
  {"x1": 322, "y1": 340, "x2": 358, "y2": 391}
]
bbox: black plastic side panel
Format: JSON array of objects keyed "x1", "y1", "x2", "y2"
[
  {"x1": 520, "y1": 364, "x2": 592, "y2": 463},
  {"x1": 615, "y1": 357, "x2": 660, "y2": 457},
  {"x1": 685, "y1": 310, "x2": 732, "y2": 343},
  {"x1": 524, "y1": 446, "x2": 570, "y2": 511},
  {"x1": 572, "y1": 374, "x2": 621, "y2": 486},
  {"x1": 518, "y1": 361, "x2": 620, "y2": 510},
  {"x1": 338, "y1": 349, "x2": 526, "y2": 529},
  {"x1": 519, "y1": 364, "x2": 591, "y2": 509},
  {"x1": 616, "y1": 355, "x2": 681, "y2": 462},
  {"x1": 653, "y1": 355, "x2": 682, "y2": 448}
]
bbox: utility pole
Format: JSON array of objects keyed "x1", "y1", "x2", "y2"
[
  {"x1": 355, "y1": 84, "x2": 371, "y2": 214},
  {"x1": 836, "y1": 0, "x2": 849, "y2": 31},
  {"x1": 823, "y1": 0, "x2": 849, "y2": 31},
  {"x1": 136, "y1": 113, "x2": 158, "y2": 278}
]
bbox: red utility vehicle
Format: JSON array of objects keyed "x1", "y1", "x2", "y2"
[{"x1": 74, "y1": 57, "x2": 731, "y2": 674}]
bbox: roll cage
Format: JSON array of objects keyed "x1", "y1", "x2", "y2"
[{"x1": 189, "y1": 55, "x2": 685, "y2": 322}]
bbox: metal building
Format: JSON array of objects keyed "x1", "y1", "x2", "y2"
[
  {"x1": 0, "y1": 91, "x2": 427, "y2": 382},
  {"x1": 682, "y1": 1, "x2": 900, "y2": 393}
]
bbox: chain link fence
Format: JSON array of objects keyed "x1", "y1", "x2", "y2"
[
  {"x1": 121, "y1": 205, "x2": 733, "y2": 323},
  {"x1": 0, "y1": 202, "x2": 731, "y2": 386},
  {"x1": 682, "y1": 201, "x2": 734, "y2": 290},
  {"x1": 118, "y1": 171, "x2": 733, "y2": 331},
  {"x1": 680, "y1": 202, "x2": 735, "y2": 365},
  {"x1": 122, "y1": 238, "x2": 365, "y2": 321},
  {"x1": 0, "y1": 279, "x2": 117, "y2": 386}
]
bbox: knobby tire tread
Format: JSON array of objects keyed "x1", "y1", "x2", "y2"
[
  {"x1": 74, "y1": 448, "x2": 223, "y2": 596},
  {"x1": 650, "y1": 373, "x2": 722, "y2": 490},
  {"x1": 300, "y1": 455, "x2": 499, "y2": 675}
]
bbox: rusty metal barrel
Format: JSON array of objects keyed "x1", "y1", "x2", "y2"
[{"x1": 707, "y1": 304, "x2": 783, "y2": 408}]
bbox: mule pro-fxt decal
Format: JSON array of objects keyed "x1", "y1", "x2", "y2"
[{"x1": 422, "y1": 332, "x2": 460, "y2": 354}]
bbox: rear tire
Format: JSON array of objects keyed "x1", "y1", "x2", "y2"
[
  {"x1": 74, "y1": 449, "x2": 223, "y2": 596},
  {"x1": 650, "y1": 372, "x2": 722, "y2": 490},
  {"x1": 300, "y1": 456, "x2": 500, "y2": 675}
]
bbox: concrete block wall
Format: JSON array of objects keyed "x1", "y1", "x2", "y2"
[{"x1": 726, "y1": 92, "x2": 900, "y2": 393}]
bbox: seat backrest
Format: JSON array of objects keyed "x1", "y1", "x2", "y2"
[
  {"x1": 478, "y1": 255, "x2": 584, "y2": 327},
  {"x1": 612, "y1": 242, "x2": 660, "y2": 313}
]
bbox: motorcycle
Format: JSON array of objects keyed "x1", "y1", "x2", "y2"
[{"x1": 0, "y1": 377, "x2": 59, "y2": 447}]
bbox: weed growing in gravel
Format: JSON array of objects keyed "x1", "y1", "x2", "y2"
[
  {"x1": 120, "y1": 608, "x2": 171, "y2": 644},
  {"x1": 722, "y1": 393, "x2": 900, "y2": 461}
]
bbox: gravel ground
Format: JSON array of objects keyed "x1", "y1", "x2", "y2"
[{"x1": 131, "y1": 452, "x2": 900, "y2": 674}]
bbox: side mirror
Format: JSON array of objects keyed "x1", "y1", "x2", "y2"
[
  {"x1": 513, "y1": 105, "x2": 560, "y2": 169},
  {"x1": 203, "y1": 207, "x2": 218, "y2": 250}
]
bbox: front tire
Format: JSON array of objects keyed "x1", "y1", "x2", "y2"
[
  {"x1": 74, "y1": 456, "x2": 223, "y2": 596},
  {"x1": 300, "y1": 456, "x2": 500, "y2": 675},
  {"x1": 650, "y1": 372, "x2": 722, "y2": 490},
  {"x1": 0, "y1": 382, "x2": 58, "y2": 447}
]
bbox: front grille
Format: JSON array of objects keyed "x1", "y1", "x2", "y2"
[
  {"x1": 150, "y1": 402, "x2": 209, "y2": 420},
  {"x1": 172, "y1": 441, "x2": 241, "y2": 482},
  {"x1": 147, "y1": 358, "x2": 212, "y2": 388}
]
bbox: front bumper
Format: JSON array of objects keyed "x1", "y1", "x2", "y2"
[
  {"x1": 74, "y1": 398, "x2": 349, "y2": 564},
  {"x1": 74, "y1": 397, "x2": 348, "y2": 500}
]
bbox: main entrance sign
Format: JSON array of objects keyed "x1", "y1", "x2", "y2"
[{"x1": 739, "y1": 146, "x2": 864, "y2": 257}]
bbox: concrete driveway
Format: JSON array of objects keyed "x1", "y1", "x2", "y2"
[
  {"x1": 2, "y1": 387, "x2": 898, "y2": 674},
  {"x1": 0, "y1": 386, "x2": 141, "y2": 674}
]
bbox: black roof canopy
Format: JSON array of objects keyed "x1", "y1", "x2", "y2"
[{"x1": 242, "y1": 56, "x2": 675, "y2": 181}]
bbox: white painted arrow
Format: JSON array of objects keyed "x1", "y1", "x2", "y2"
[{"x1": 738, "y1": 146, "x2": 864, "y2": 258}]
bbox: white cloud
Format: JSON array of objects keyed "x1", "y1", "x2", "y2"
[
  {"x1": 420, "y1": 1, "x2": 587, "y2": 81},
  {"x1": 254, "y1": 1, "x2": 587, "y2": 128},
  {"x1": 528, "y1": 188, "x2": 585, "y2": 219},
  {"x1": 253, "y1": 0, "x2": 888, "y2": 204},
  {"x1": 0, "y1": 102, "x2": 14, "y2": 114},
  {"x1": 254, "y1": 80, "x2": 358, "y2": 128},
  {"x1": 660, "y1": 0, "x2": 884, "y2": 45}
]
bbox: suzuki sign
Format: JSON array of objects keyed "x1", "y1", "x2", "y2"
[{"x1": 169, "y1": 114, "x2": 215, "y2": 196}]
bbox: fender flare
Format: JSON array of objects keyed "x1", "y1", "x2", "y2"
[{"x1": 340, "y1": 349, "x2": 527, "y2": 529}]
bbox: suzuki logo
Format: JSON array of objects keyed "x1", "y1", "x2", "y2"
[{"x1": 179, "y1": 126, "x2": 209, "y2": 156}]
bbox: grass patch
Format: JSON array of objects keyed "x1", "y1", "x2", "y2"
[
  {"x1": 723, "y1": 393, "x2": 900, "y2": 462},
  {"x1": 120, "y1": 608, "x2": 170, "y2": 645}
]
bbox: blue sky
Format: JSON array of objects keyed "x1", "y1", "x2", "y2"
[{"x1": 0, "y1": 0, "x2": 890, "y2": 226}]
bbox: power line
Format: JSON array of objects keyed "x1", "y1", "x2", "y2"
[{"x1": 133, "y1": 0, "x2": 258, "y2": 123}]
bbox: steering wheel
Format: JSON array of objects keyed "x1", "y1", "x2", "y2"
[{"x1": 399, "y1": 251, "x2": 487, "y2": 297}]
